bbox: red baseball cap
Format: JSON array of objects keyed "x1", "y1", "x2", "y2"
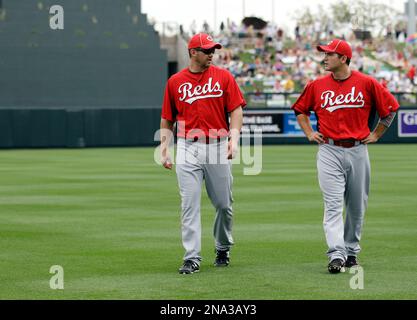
[
  {"x1": 317, "y1": 39, "x2": 352, "y2": 59},
  {"x1": 188, "y1": 33, "x2": 222, "y2": 50}
]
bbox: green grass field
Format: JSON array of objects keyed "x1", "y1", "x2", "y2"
[{"x1": 1, "y1": 145, "x2": 416, "y2": 300}]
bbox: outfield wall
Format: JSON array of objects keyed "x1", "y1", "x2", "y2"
[
  {"x1": 0, "y1": 107, "x2": 416, "y2": 148},
  {"x1": 0, "y1": 107, "x2": 161, "y2": 148},
  {"x1": 241, "y1": 107, "x2": 417, "y2": 145}
]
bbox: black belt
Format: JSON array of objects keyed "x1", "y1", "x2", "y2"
[
  {"x1": 185, "y1": 136, "x2": 227, "y2": 144},
  {"x1": 324, "y1": 138, "x2": 361, "y2": 148}
]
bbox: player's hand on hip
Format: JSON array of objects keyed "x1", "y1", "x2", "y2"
[
  {"x1": 227, "y1": 139, "x2": 238, "y2": 160},
  {"x1": 361, "y1": 132, "x2": 379, "y2": 144},
  {"x1": 308, "y1": 132, "x2": 325, "y2": 144}
]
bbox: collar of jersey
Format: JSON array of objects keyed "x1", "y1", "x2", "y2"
[
  {"x1": 331, "y1": 70, "x2": 354, "y2": 82},
  {"x1": 187, "y1": 66, "x2": 210, "y2": 75}
]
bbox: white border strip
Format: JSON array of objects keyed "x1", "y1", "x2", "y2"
[{"x1": 398, "y1": 110, "x2": 417, "y2": 137}]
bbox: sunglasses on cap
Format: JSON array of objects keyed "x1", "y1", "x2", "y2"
[{"x1": 194, "y1": 47, "x2": 216, "y2": 55}]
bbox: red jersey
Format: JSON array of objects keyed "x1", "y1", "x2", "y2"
[
  {"x1": 161, "y1": 65, "x2": 246, "y2": 139},
  {"x1": 292, "y1": 70, "x2": 400, "y2": 140}
]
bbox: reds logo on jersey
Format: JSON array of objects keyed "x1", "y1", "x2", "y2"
[
  {"x1": 321, "y1": 87, "x2": 365, "y2": 113},
  {"x1": 178, "y1": 77, "x2": 224, "y2": 104}
]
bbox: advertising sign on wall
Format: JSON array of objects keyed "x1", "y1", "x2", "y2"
[
  {"x1": 242, "y1": 110, "x2": 317, "y2": 137},
  {"x1": 398, "y1": 110, "x2": 417, "y2": 137}
]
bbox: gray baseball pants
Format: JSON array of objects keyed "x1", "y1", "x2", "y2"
[
  {"x1": 317, "y1": 143, "x2": 370, "y2": 262},
  {"x1": 176, "y1": 138, "x2": 234, "y2": 264}
]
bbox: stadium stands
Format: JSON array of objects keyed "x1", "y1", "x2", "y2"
[
  {"x1": 202, "y1": 21, "x2": 417, "y2": 107},
  {"x1": 0, "y1": 0, "x2": 166, "y2": 148},
  {"x1": 0, "y1": 0, "x2": 166, "y2": 107}
]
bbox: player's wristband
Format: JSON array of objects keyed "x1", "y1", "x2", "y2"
[
  {"x1": 379, "y1": 112, "x2": 396, "y2": 128},
  {"x1": 294, "y1": 110, "x2": 307, "y2": 116}
]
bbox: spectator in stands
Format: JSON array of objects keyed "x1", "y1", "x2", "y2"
[
  {"x1": 220, "y1": 21, "x2": 225, "y2": 34},
  {"x1": 255, "y1": 32, "x2": 265, "y2": 56},
  {"x1": 203, "y1": 20, "x2": 210, "y2": 33},
  {"x1": 209, "y1": 19, "x2": 416, "y2": 96},
  {"x1": 295, "y1": 24, "x2": 300, "y2": 40},
  {"x1": 407, "y1": 64, "x2": 416, "y2": 85},
  {"x1": 190, "y1": 20, "x2": 197, "y2": 35},
  {"x1": 283, "y1": 75, "x2": 295, "y2": 92}
]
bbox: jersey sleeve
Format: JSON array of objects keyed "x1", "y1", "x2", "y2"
[
  {"x1": 161, "y1": 80, "x2": 177, "y2": 122},
  {"x1": 225, "y1": 71, "x2": 247, "y2": 112},
  {"x1": 291, "y1": 82, "x2": 315, "y2": 116},
  {"x1": 370, "y1": 78, "x2": 400, "y2": 118}
]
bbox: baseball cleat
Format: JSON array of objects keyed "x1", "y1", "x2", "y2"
[
  {"x1": 345, "y1": 256, "x2": 359, "y2": 268},
  {"x1": 328, "y1": 258, "x2": 345, "y2": 274},
  {"x1": 214, "y1": 249, "x2": 230, "y2": 267},
  {"x1": 178, "y1": 260, "x2": 200, "y2": 274}
]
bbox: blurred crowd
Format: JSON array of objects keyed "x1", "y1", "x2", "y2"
[{"x1": 181, "y1": 20, "x2": 417, "y2": 96}]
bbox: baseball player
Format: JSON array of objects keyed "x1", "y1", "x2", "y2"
[
  {"x1": 160, "y1": 33, "x2": 246, "y2": 274},
  {"x1": 292, "y1": 39, "x2": 400, "y2": 273}
]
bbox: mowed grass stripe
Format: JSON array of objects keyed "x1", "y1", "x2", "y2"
[{"x1": 0, "y1": 145, "x2": 416, "y2": 299}]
